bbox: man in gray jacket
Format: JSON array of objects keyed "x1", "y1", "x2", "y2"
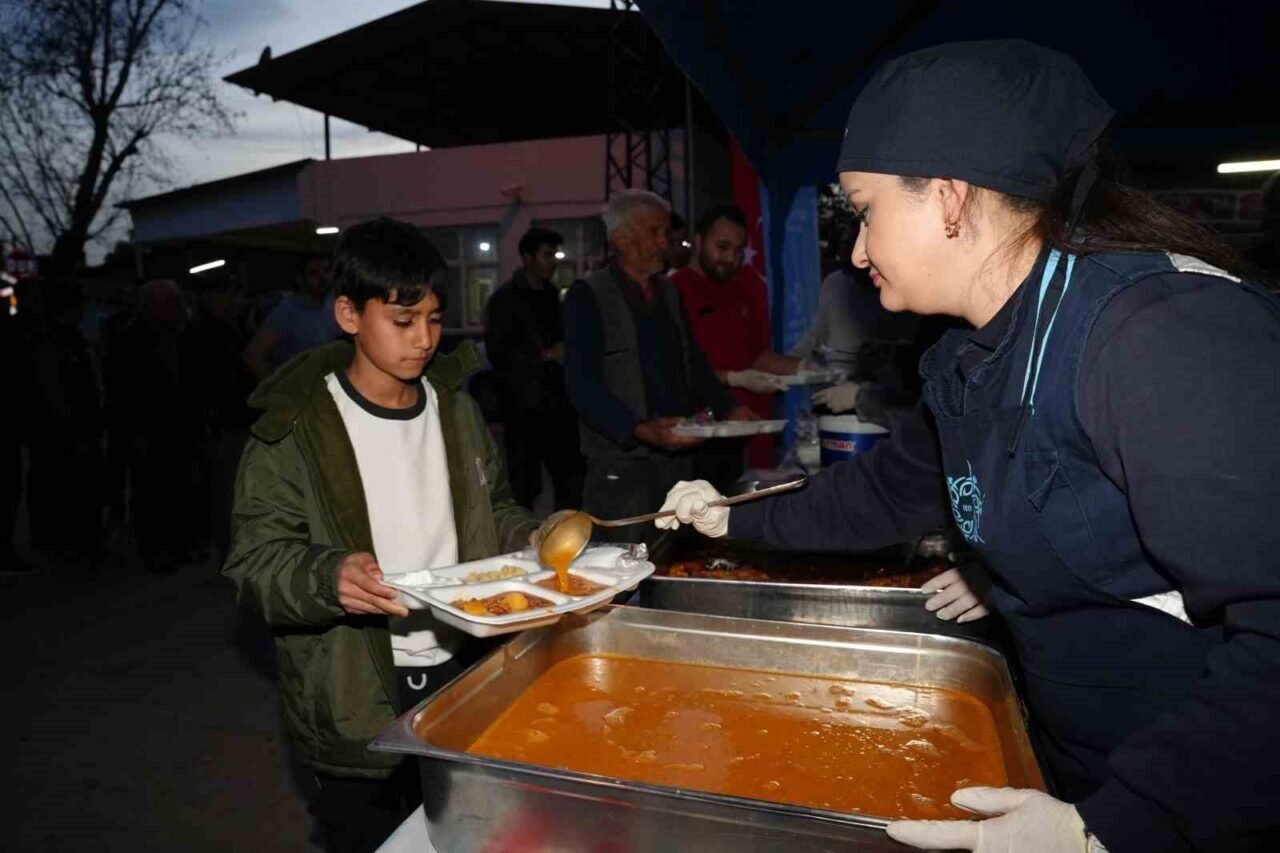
[{"x1": 563, "y1": 190, "x2": 753, "y2": 540}]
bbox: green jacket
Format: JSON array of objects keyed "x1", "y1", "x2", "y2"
[{"x1": 222, "y1": 339, "x2": 536, "y2": 778}]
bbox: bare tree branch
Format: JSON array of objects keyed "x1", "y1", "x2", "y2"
[
  {"x1": 0, "y1": 0, "x2": 235, "y2": 268},
  {"x1": 0, "y1": 181, "x2": 38, "y2": 249}
]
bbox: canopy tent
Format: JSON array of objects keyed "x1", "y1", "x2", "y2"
[
  {"x1": 635, "y1": 0, "x2": 1280, "y2": 346},
  {"x1": 225, "y1": 0, "x2": 690, "y2": 150}
]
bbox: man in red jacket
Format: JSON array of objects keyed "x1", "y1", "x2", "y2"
[{"x1": 670, "y1": 204, "x2": 798, "y2": 485}]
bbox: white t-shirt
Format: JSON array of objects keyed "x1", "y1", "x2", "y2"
[{"x1": 326, "y1": 371, "x2": 460, "y2": 667}]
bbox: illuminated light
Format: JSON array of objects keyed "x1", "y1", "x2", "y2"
[
  {"x1": 315, "y1": 226, "x2": 340, "y2": 235},
  {"x1": 1216, "y1": 159, "x2": 1280, "y2": 174},
  {"x1": 478, "y1": 241, "x2": 492, "y2": 252},
  {"x1": 189, "y1": 259, "x2": 226, "y2": 274},
  {"x1": 554, "y1": 251, "x2": 566, "y2": 260},
  {"x1": 681, "y1": 240, "x2": 691, "y2": 248}
]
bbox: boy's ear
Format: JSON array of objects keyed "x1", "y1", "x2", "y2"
[{"x1": 334, "y1": 295, "x2": 361, "y2": 335}]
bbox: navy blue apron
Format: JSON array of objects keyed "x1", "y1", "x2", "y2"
[{"x1": 921, "y1": 251, "x2": 1221, "y2": 799}]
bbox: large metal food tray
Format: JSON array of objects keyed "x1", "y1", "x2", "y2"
[
  {"x1": 637, "y1": 575, "x2": 994, "y2": 642},
  {"x1": 372, "y1": 606, "x2": 1043, "y2": 853}
]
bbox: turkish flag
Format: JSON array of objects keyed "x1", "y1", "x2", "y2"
[{"x1": 731, "y1": 138, "x2": 767, "y2": 289}]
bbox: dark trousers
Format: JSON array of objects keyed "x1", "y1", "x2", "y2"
[
  {"x1": 503, "y1": 404, "x2": 584, "y2": 511},
  {"x1": 307, "y1": 642, "x2": 500, "y2": 853},
  {"x1": 27, "y1": 432, "x2": 104, "y2": 557},
  {"x1": 208, "y1": 427, "x2": 248, "y2": 562},
  {"x1": 0, "y1": 428, "x2": 21, "y2": 567},
  {"x1": 583, "y1": 453, "x2": 694, "y2": 545},
  {"x1": 309, "y1": 763, "x2": 420, "y2": 853},
  {"x1": 694, "y1": 439, "x2": 748, "y2": 495},
  {"x1": 129, "y1": 435, "x2": 201, "y2": 570}
]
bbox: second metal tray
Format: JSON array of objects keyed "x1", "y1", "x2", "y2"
[{"x1": 637, "y1": 575, "x2": 996, "y2": 642}]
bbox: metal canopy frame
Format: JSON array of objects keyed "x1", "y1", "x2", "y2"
[{"x1": 605, "y1": 0, "x2": 674, "y2": 203}]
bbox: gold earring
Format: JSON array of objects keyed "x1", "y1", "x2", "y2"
[{"x1": 944, "y1": 220, "x2": 960, "y2": 239}]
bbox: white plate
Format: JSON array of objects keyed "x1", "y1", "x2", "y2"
[
  {"x1": 778, "y1": 369, "x2": 842, "y2": 386},
  {"x1": 671, "y1": 419, "x2": 787, "y2": 438},
  {"x1": 382, "y1": 546, "x2": 653, "y2": 637}
]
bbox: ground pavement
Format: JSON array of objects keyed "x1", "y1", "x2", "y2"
[{"x1": 2, "y1": 542, "x2": 320, "y2": 852}]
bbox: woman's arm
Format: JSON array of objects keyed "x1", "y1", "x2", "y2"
[{"x1": 729, "y1": 401, "x2": 950, "y2": 551}]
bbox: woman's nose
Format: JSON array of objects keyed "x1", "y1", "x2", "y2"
[{"x1": 852, "y1": 225, "x2": 870, "y2": 269}]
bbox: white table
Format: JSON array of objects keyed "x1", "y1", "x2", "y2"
[{"x1": 377, "y1": 806, "x2": 437, "y2": 853}]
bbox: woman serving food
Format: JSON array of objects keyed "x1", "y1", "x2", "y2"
[{"x1": 659, "y1": 40, "x2": 1280, "y2": 853}]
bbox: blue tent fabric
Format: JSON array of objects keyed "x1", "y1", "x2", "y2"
[
  {"x1": 636, "y1": 0, "x2": 1280, "y2": 354},
  {"x1": 637, "y1": 0, "x2": 1280, "y2": 190}
]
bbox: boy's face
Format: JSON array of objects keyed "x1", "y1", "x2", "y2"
[{"x1": 335, "y1": 288, "x2": 443, "y2": 381}]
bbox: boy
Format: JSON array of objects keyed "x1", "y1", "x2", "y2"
[{"x1": 223, "y1": 218, "x2": 536, "y2": 853}]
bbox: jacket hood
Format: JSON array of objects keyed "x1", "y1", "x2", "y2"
[{"x1": 248, "y1": 338, "x2": 481, "y2": 443}]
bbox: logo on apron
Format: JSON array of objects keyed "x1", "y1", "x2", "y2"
[{"x1": 947, "y1": 462, "x2": 985, "y2": 544}]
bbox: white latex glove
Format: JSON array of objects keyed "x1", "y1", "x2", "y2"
[
  {"x1": 887, "y1": 788, "x2": 1089, "y2": 853},
  {"x1": 655, "y1": 480, "x2": 729, "y2": 538},
  {"x1": 920, "y1": 567, "x2": 990, "y2": 623},
  {"x1": 812, "y1": 381, "x2": 861, "y2": 413},
  {"x1": 727, "y1": 368, "x2": 786, "y2": 394}
]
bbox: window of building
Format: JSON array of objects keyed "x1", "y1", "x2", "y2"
[{"x1": 423, "y1": 224, "x2": 498, "y2": 330}]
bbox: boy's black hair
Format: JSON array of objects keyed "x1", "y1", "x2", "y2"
[
  {"x1": 332, "y1": 217, "x2": 448, "y2": 309},
  {"x1": 694, "y1": 204, "x2": 746, "y2": 237},
  {"x1": 518, "y1": 226, "x2": 563, "y2": 258}
]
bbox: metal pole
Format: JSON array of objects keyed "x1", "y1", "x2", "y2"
[
  {"x1": 683, "y1": 77, "x2": 695, "y2": 226},
  {"x1": 324, "y1": 114, "x2": 331, "y2": 160}
]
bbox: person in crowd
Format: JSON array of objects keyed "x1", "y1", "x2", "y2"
[
  {"x1": 182, "y1": 270, "x2": 256, "y2": 562},
  {"x1": 223, "y1": 218, "x2": 535, "y2": 853},
  {"x1": 483, "y1": 226, "x2": 584, "y2": 510},
  {"x1": 664, "y1": 212, "x2": 693, "y2": 274},
  {"x1": 105, "y1": 278, "x2": 202, "y2": 572},
  {"x1": 24, "y1": 278, "x2": 105, "y2": 563},
  {"x1": 670, "y1": 203, "x2": 798, "y2": 488},
  {"x1": 563, "y1": 190, "x2": 754, "y2": 541},
  {"x1": 244, "y1": 254, "x2": 342, "y2": 381},
  {"x1": 658, "y1": 40, "x2": 1280, "y2": 853},
  {"x1": 791, "y1": 221, "x2": 924, "y2": 424},
  {"x1": 1246, "y1": 171, "x2": 1279, "y2": 285},
  {"x1": 98, "y1": 288, "x2": 138, "y2": 528},
  {"x1": 0, "y1": 274, "x2": 29, "y2": 573}
]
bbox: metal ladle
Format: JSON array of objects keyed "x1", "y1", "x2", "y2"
[{"x1": 533, "y1": 476, "x2": 808, "y2": 570}]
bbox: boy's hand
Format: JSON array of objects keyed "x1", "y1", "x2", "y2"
[{"x1": 336, "y1": 552, "x2": 409, "y2": 618}]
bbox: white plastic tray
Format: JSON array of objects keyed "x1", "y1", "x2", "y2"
[
  {"x1": 670, "y1": 419, "x2": 787, "y2": 438},
  {"x1": 381, "y1": 545, "x2": 654, "y2": 637},
  {"x1": 778, "y1": 369, "x2": 842, "y2": 386}
]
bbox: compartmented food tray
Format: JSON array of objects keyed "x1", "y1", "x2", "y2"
[
  {"x1": 670, "y1": 419, "x2": 787, "y2": 438},
  {"x1": 382, "y1": 545, "x2": 654, "y2": 637},
  {"x1": 779, "y1": 368, "x2": 842, "y2": 386}
]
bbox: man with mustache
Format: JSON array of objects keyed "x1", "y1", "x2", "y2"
[{"x1": 563, "y1": 190, "x2": 754, "y2": 541}]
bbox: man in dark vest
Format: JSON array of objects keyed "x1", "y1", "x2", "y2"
[{"x1": 563, "y1": 189, "x2": 754, "y2": 541}]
